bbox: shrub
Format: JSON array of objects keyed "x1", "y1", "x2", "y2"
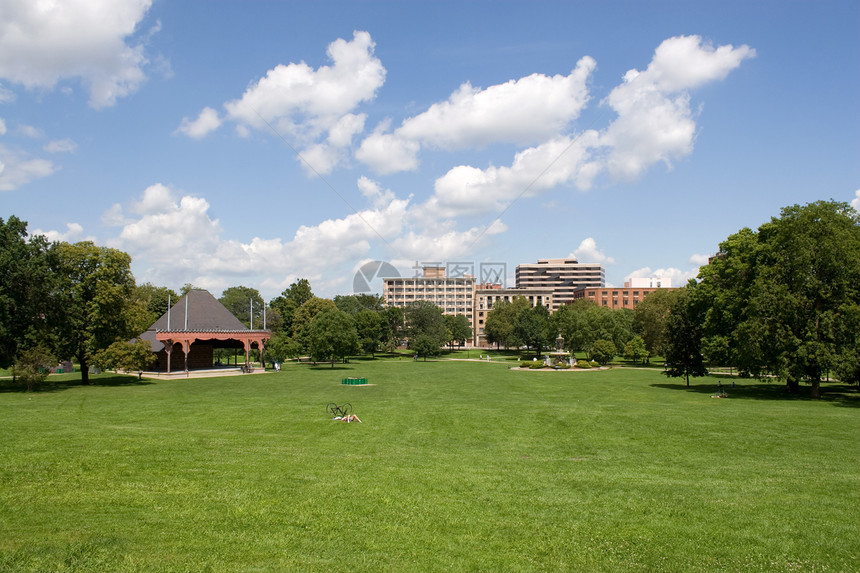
[
  {"x1": 528, "y1": 361, "x2": 547, "y2": 369},
  {"x1": 13, "y1": 346, "x2": 55, "y2": 391},
  {"x1": 576, "y1": 361, "x2": 592, "y2": 369}
]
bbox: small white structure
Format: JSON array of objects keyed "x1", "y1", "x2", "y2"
[{"x1": 625, "y1": 276, "x2": 672, "y2": 289}]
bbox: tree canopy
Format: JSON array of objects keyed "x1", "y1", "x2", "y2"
[
  {"x1": 692, "y1": 200, "x2": 860, "y2": 395},
  {"x1": 305, "y1": 308, "x2": 359, "y2": 367},
  {"x1": 219, "y1": 286, "x2": 266, "y2": 329},
  {"x1": 49, "y1": 241, "x2": 147, "y2": 384},
  {"x1": 0, "y1": 216, "x2": 54, "y2": 369},
  {"x1": 405, "y1": 301, "x2": 447, "y2": 358}
]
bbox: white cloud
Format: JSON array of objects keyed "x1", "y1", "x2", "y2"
[
  {"x1": 31, "y1": 222, "x2": 94, "y2": 243},
  {"x1": 424, "y1": 132, "x2": 601, "y2": 218},
  {"x1": 357, "y1": 57, "x2": 596, "y2": 175},
  {"x1": 601, "y1": 35, "x2": 755, "y2": 180},
  {"x1": 0, "y1": 144, "x2": 56, "y2": 191},
  {"x1": 357, "y1": 176, "x2": 396, "y2": 209},
  {"x1": 688, "y1": 253, "x2": 711, "y2": 266},
  {"x1": 180, "y1": 31, "x2": 385, "y2": 175},
  {"x1": 0, "y1": 85, "x2": 14, "y2": 103},
  {"x1": 572, "y1": 237, "x2": 615, "y2": 264},
  {"x1": 391, "y1": 224, "x2": 497, "y2": 263},
  {"x1": 18, "y1": 125, "x2": 42, "y2": 139},
  {"x1": 626, "y1": 266, "x2": 697, "y2": 288},
  {"x1": 0, "y1": 118, "x2": 5, "y2": 135},
  {"x1": 44, "y1": 138, "x2": 77, "y2": 153},
  {"x1": 106, "y1": 183, "x2": 411, "y2": 295},
  {"x1": 355, "y1": 128, "x2": 420, "y2": 174},
  {"x1": 0, "y1": 0, "x2": 157, "y2": 108},
  {"x1": 852, "y1": 189, "x2": 860, "y2": 212},
  {"x1": 416, "y1": 35, "x2": 753, "y2": 221},
  {"x1": 175, "y1": 107, "x2": 222, "y2": 139},
  {"x1": 223, "y1": 30, "x2": 384, "y2": 131},
  {"x1": 399, "y1": 56, "x2": 596, "y2": 149}
]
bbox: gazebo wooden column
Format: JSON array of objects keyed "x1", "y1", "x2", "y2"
[{"x1": 155, "y1": 330, "x2": 271, "y2": 373}]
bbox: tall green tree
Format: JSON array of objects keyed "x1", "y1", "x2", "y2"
[
  {"x1": 663, "y1": 285, "x2": 708, "y2": 386},
  {"x1": 381, "y1": 306, "x2": 404, "y2": 350},
  {"x1": 334, "y1": 294, "x2": 384, "y2": 314},
  {"x1": 632, "y1": 289, "x2": 678, "y2": 361},
  {"x1": 405, "y1": 301, "x2": 447, "y2": 355},
  {"x1": 219, "y1": 286, "x2": 265, "y2": 328},
  {"x1": 135, "y1": 282, "x2": 178, "y2": 324},
  {"x1": 354, "y1": 309, "x2": 385, "y2": 356},
  {"x1": 49, "y1": 242, "x2": 147, "y2": 384},
  {"x1": 270, "y1": 278, "x2": 314, "y2": 334},
  {"x1": 0, "y1": 216, "x2": 54, "y2": 368},
  {"x1": 623, "y1": 335, "x2": 649, "y2": 364},
  {"x1": 553, "y1": 300, "x2": 631, "y2": 360},
  {"x1": 484, "y1": 296, "x2": 530, "y2": 350},
  {"x1": 697, "y1": 200, "x2": 860, "y2": 396},
  {"x1": 444, "y1": 314, "x2": 472, "y2": 350},
  {"x1": 305, "y1": 309, "x2": 359, "y2": 367},
  {"x1": 291, "y1": 297, "x2": 337, "y2": 339},
  {"x1": 514, "y1": 304, "x2": 553, "y2": 355}
]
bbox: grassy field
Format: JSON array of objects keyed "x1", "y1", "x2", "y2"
[{"x1": 1, "y1": 360, "x2": 857, "y2": 572}]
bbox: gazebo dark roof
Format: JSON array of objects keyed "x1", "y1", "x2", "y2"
[
  {"x1": 150, "y1": 289, "x2": 246, "y2": 332},
  {"x1": 140, "y1": 289, "x2": 250, "y2": 353}
]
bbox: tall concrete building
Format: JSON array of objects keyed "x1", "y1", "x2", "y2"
[
  {"x1": 473, "y1": 284, "x2": 554, "y2": 346},
  {"x1": 515, "y1": 258, "x2": 605, "y2": 310},
  {"x1": 382, "y1": 266, "x2": 476, "y2": 330}
]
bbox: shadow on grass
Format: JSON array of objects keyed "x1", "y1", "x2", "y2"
[
  {"x1": 0, "y1": 373, "x2": 152, "y2": 394},
  {"x1": 651, "y1": 377, "x2": 860, "y2": 408}
]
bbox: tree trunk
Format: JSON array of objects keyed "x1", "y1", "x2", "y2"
[
  {"x1": 785, "y1": 376, "x2": 800, "y2": 394},
  {"x1": 80, "y1": 357, "x2": 90, "y2": 385},
  {"x1": 810, "y1": 379, "x2": 821, "y2": 399}
]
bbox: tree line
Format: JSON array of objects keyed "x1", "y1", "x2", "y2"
[
  {"x1": 0, "y1": 215, "x2": 475, "y2": 384},
  {"x1": 482, "y1": 200, "x2": 859, "y2": 396},
  {"x1": 3, "y1": 199, "x2": 856, "y2": 393}
]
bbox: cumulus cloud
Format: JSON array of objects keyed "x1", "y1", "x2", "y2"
[
  {"x1": 106, "y1": 182, "x2": 411, "y2": 294},
  {"x1": 572, "y1": 237, "x2": 615, "y2": 264},
  {"x1": 0, "y1": 0, "x2": 158, "y2": 108},
  {"x1": 423, "y1": 132, "x2": 601, "y2": 218},
  {"x1": 414, "y1": 35, "x2": 753, "y2": 221},
  {"x1": 626, "y1": 266, "x2": 697, "y2": 288},
  {"x1": 0, "y1": 144, "x2": 56, "y2": 191},
  {"x1": 357, "y1": 56, "x2": 596, "y2": 174},
  {"x1": 44, "y1": 138, "x2": 78, "y2": 153},
  {"x1": 400, "y1": 56, "x2": 595, "y2": 149},
  {"x1": 601, "y1": 35, "x2": 755, "y2": 180},
  {"x1": 18, "y1": 125, "x2": 42, "y2": 139},
  {"x1": 180, "y1": 31, "x2": 385, "y2": 175},
  {"x1": 688, "y1": 253, "x2": 711, "y2": 266},
  {"x1": 175, "y1": 107, "x2": 222, "y2": 139},
  {"x1": 0, "y1": 86, "x2": 14, "y2": 103},
  {"x1": 31, "y1": 222, "x2": 94, "y2": 243},
  {"x1": 0, "y1": 118, "x2": 5, "y2": 135},
  {"x1": 852, "y1": 189, "x2": 860, "y2": 211},
  {"x1": 355, "y1": 128, "x2": 420, "y2": 174}
]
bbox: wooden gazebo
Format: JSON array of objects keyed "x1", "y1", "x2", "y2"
[{"x1": 139, "y1": 289, "x2": 270, "y2": 375}]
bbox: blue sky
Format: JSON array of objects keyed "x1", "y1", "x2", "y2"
[{"x1": 1, "y1": 0, "x2": 858, "y2": 300}]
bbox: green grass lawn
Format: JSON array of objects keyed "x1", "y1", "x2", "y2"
[{"x1": 1, "y1": 362, "x2": 857, "y2": 572}]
